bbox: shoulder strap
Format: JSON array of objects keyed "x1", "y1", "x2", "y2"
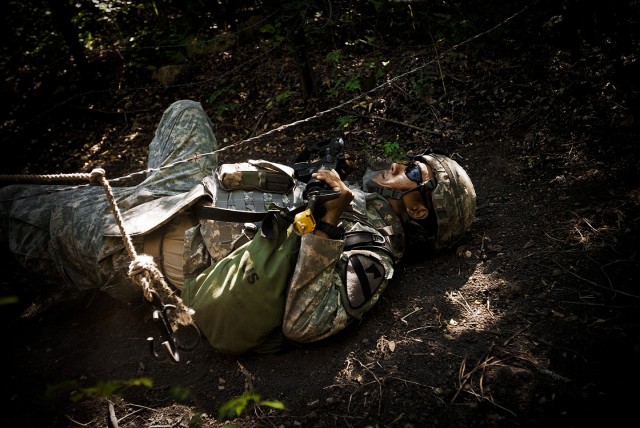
[{"x1": 195, "y1": 205, "x2": 271, "y2": 223}]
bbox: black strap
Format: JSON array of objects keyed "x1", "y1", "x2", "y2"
[
  {"x1": 315, "y1": 220, "x2": 344, "y2": 239},
  {"x1": 196, "y1": 205, "x2": 271, "y2": 223},
  {"x1": 344, "y1": 231, "x2": 386, "y2": 248},
  {"x1": 344, "y1": 231, "x2": 395, "y2": 263}
]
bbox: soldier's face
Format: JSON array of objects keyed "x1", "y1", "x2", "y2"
[
  {"x1": 370, "y1": 161, "x2": 431, "y2": 191},
  {"x1": 371, "y1": 161, "x2": 433, "y2": 220}
]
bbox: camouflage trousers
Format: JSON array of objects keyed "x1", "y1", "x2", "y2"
[{"x1": 0, "y1": 100, "x2": 219, "y2": 301}]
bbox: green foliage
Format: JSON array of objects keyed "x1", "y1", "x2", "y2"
[
  {"x1": 344, "y1": 77, "x2": 362, "y2": 91},
  {"x1": 166, "y1": 49, "x2": 188, "y2": 63},
  {"x1": 187, "y1": 410, "x2": 205, "y2": 428},
  {"x1": 411, "y1": 70, "x2": 435, "y2": 99},
  {"x1": 0, "y1": 296, "x2": 18, "y2": 305},
  {"x1": 368, "y1": 0, "x2": 387, "y2": 14},
  {"x1": 217, "y1": 391, "x2": 285, "y2": 421},
  {"x1": 326, "y1": 50, "x2": 342, "y2": 64},
  {"x1": 336, "y1": 115, "x2": 358, "y2": 128},
  {"x1": 260, "y1": 22, "x2": 286, "y2": 44},
  {"x1": 170, "y1": 385, "x2": 191, "y2": 402},
  {"x1": 327, "y1": 75, "x2": 362, "y2": 97},
  {"x1": 208, "y1": 85, "x2": 239, "y2": 116},
  {"x1": 215, "y1": 103, "x2": 240, "y2": 116},
  {"x1": 267, "y1": 90, "x2": 293, "y2": 109},
  {"x1": 208, "y1": 85, "x2": 235, "y2": 104},
  {"x1": 46, "y1": 377, "x2": 153, "y2": 403},
  {"x1": 365, "y1": 60, "x2": 384, "y2": 78},
  {"x1": 148, "y1": 0, "x2": 159, "y2": 16},
  {"x1": 383, "y1": 140, "x2": 406, "y2": 161}
]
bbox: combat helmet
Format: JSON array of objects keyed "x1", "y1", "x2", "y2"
[{"x1": 413, "y1": 152, "x2": 476, "y2": 251}]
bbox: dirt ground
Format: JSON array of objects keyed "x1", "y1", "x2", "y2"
[{"x1": 1, "y1": 2, "x2": 639, "y2": 427}]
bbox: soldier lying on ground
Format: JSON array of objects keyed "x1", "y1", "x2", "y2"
[{"x1": 0, "y1": 100, "x2": 476, "y2": 354}]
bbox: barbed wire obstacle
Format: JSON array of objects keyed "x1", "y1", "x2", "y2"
[{"x1": 0, "y1": 4, "x2": 532, "y2": 316}]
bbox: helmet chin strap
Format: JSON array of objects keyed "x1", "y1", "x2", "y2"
[
  {"x1": 365, "y1": 179, "x2": 417, "y2": 223},
  {"x1": 364, "y1": 179, "x2": 406, "y2": 200},
  {"x1": 365, "y1": 178, "x2": 437, "y2": 202},
  {"x1": 365, "y1": 177, "x2": 438, "y2": 223}
]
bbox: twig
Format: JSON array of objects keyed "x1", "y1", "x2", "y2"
[
  {"x1": 108, "y1": 401, "x2": 120, "y2": 428},
  {"x1": 65, "y1": 415, "x2": 95, "y2": 427},
  {"x1": 117, "y1": 408, "x2": 144, "y2": 424},
  {"x1": 553, "y1": 261, "x2": 640, "y2": 299},
  {"x1": 127, "y1": 402, "x2": 161, "y2": 413},
  {"x1": 406, "y1": 325, "x2": 439, "y2": 334},
  {"x1": 247, "y1": 110, "x2": 266, "y2": 138},
  {"x1": 353, "y1": 357, "x2": 383, "y2": 417},
  {"x1": 536, "y1": 367, "x2": 572, "y2": 383},
  {"x1": 400, "y1": 307, "x2": 422, "y2": 325},
  {"x1": 237, "y1": 361, "x2": 255, "y2": 391},
  {"x1": 451, "y1": 346, "x2": 506, "y2": 404},
  {"x1": 502, "y1": 323, "x2": 531, "y2": 347},
  {"x1": 252, "y1": 403, "x2": 278, "y2": 428}
]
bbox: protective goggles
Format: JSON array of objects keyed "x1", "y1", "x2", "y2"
[{"x1": 404, "y1": 162, "x2": 423, "y2": 185}]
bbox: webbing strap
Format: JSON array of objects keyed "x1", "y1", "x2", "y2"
[{"x1": 195, "y1": 205, "x2": 271, "y2": 222}]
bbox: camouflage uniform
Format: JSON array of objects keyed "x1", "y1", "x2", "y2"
[{"x1": 0, "y1": 100, "x2": 405, "y2": 345}]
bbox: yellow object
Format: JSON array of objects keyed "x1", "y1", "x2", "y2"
[{"x1": 293, "y1": 209, "x2": 316, "y2": 235}]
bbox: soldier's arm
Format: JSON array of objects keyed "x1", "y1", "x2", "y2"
[{"x1": 281, "y1": 233, "x2": 394, "y2": 343}]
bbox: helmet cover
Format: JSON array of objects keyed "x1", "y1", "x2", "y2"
[{"x1": 417, "y1": 154, "x2": 476, "y2": 251}]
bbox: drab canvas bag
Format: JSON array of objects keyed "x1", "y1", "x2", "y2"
[{"x1": 181, "y1": 212, "x2": 301, "y2": 354}]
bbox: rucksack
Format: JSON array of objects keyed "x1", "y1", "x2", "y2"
[{"x1": 181, "y1": 211, "x2": 301, "y2": 354}]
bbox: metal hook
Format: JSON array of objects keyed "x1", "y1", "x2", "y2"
[{"x1": 147, "y1": 291, "x2": 201, "y2": 363}]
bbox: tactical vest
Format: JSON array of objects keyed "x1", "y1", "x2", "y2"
[{"x1": 198, "y1": 162, "x2": 306, "y2": 262}]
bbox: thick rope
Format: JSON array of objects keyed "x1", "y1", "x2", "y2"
[
  {"x1": 2, "y1": 169, "x2": 194, "y2": 326},
  {"x1": 0, "y1": 172, "x2": 96, "y2": 183}
]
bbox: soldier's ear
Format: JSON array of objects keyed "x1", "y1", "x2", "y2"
[{"x1": 402, "y1": 190, "x2": 429, "y2": 220}]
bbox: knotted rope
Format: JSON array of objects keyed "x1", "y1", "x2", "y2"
[{"x1": 1, "y1": 169, "x2": 194, "y2": 327}]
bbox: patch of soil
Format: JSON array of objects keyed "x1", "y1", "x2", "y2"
[{"x1": 1, "y1": 1, "x2": 639, "y2": 427}]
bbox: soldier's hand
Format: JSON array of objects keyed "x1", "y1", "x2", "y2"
[{"x1": 311, "y1": 168, "x2": 354, "y2": 225}]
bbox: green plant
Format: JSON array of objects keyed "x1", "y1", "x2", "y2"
[
  {"x1": 217, "y1": 391, "x2": 285, "y2": 421},
  {"x1": 411, "y1": 70, "x2": 434, "y2": 99},
  {"x1": 208, "y1": 85, "x2": 235, "y2": 104},
  {"x1": 170, "y1": 385, "x2": 191, "y2": 402},
  {"x1": 325, "y1": 50, "x2": 342, "y2": 64},
  {"x1": 344, "y1": 76, "x2": 361, "y2": 91},
  {"x1": 383, "y1": 140, "x2": 406, "y2": 161},
  {"x1": 336, "y1": 115, "x2": 357, "y2": 128},
  {"x1": 208, "y1": 85, "x2": 239, "y2": 116},
  {"x1": 327, "y1": 77, "x2": 345, "y2": 97},
  {"x1": 0, "y1": 296, "x2": 18, "y2": 305},
  {"x1": 260, "y1": 22, "x2": 286, "y2": 44},
  {"x1": 46, "y1": 377, "x2": 153, "y2": 402},
  {"x1": 267, "y1": 90, "x2": 293, "y2": 109},
  {"x1": 215, "y1": 103, "x2": 239, "y2": 116}
]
